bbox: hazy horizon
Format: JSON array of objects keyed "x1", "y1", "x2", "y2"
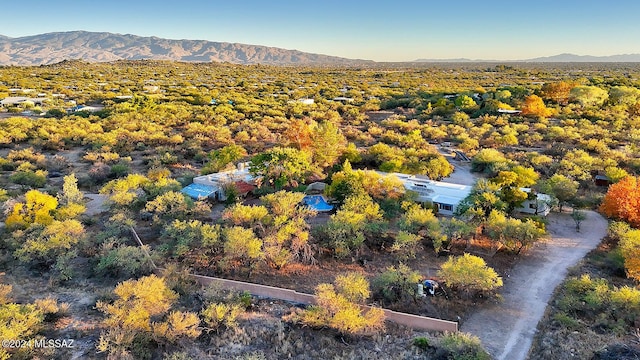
[{"x1": 2, "y1": 0, "x2": 639, "y2": 62}]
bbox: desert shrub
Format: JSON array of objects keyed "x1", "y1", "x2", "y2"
[
  {"x1": 54, "y1": 250, "x2": 77, "y2": 282},
  {"x1": 471, "y1": 149, "x2": 509, "y2": 175},
  {"x1": 7, "y1": 148, "x2": 46, "y2": 165},
  {"x1": 558, "y1": 274, "x2": 640, "y2": 333},
  {"x1": 9, "y1": 169, "x2": 47, "y2": 188},
  {"x1": 372, "y1": 263, "x2": 422, "y2": 304},
  {"x1": 159, "y1": 264, "x2": 199, "y2": 297},
  {"x1": 0, "y1": 157, "x2": 16, "y2": 171},
  {"x1": 88, "y1": 162, "x2": 111, "y2": 184},
  {"x1": 46, "y1": 155, "x2": 70, "y2": 172},
  {"x1": 16, "y1": 219, "x2": 85, "y2": 266},
  {"x1": 95, "y1": 243, "x2": 155, "y2": 278},
  {"x1": 83, "y1": 151, "x2": 121, "y2": 164},
  {"x1": 592, "y1": 344, "x2": 640, "y2": 360},
  {"x1": 160, "y1": 220, "x2": 221, "y2": 258},
  {"x1": 438, "y1": 254, "x2": 502, "y2": 296},
  {"x1": 0, "y1": 285, "x2": 63, "y2": 360},
  {"x1": 201, "y1": 302, "x2": 244, "y2": 331},
  {"x1": 320, "y1": 193, "x2": 386, "y2": 258},
  {"x1": 413, "y1": 336, "x2": 432, "y2": 351},
  {"x1": 221, "y1": 226, "x2": 263, "y2": 270},
  {"x1": 552, "y1": 312, "x2": 582, "y2": 330},
  {"x1": 144, "y1": 191, "x2": 192, "y2": 224},
  {"x1": 390, "y1": 231, "x2": 422, "y2": 259},
  {"x1": 110, "y1": 162, "x2": 131, "y2": 178},
  {"x1": 619, "y1": 229, "x2": 640, "y2": 281},
  {"x1": 436, "y1": 332, "x2": 491, "y2": 360},
  {"x1": 163, "y1": 352, "x2": 194, "y2": 360}
]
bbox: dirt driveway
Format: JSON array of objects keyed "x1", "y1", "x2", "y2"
[{"x1": 460, "y1": 210, "x2": 608, "y2": 360}]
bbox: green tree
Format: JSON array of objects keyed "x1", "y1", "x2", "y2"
[
  {"x1": 222, "y1": 226, "x2": 263, "y2": 269},
  {"x1": 56, "y1": 173, "x2": 86, "y2": 220},
  {"x1": 100, "y1": 174, "x2": 150, "y2": 208},
  {"x1": 160, "y1": 219, "x2": 221, "y2": 258},
  {"x1": 372, "y1": 264, "x2": 422, "y2": 304},
  {"x1": 608, "y1": 86, "x2": 640, "y2": 106},
  {"x1": 144, "y1": 191, "x2": 193, "y2": 223},
  {"x1": 571, "y1": 209, "x2": 587, "y2": 232},
  {"x1": 541, "y1": 81, "x2": 574, "y2": 104},
  {"x1": 454, "y1": 95, "x2": 477, "y2": 111},
  {"x1": 541, "y1": 174, "x2": 578, "y2": 212},
  {"x1": 456, "y1": 179, "x2": 507, "y2": 220},
  {"x1": 437, "y1": 253, "x2": 503, "y2": 295},
  {"x1": 471, "y1": 149, "x2": 509, "y2": 175},
  {"x1": 327, "y1": 160, "x2": 406, "y2": 204},
  {"x1": 310, "y1": 121, "x2": 347, "y2": 170},
  {"x1": 390, "y1": 231, "x2": 422, "y2": 259},
  {"x1": 250, "y1": 147, "x2": 312, "y2": 189},
  {"x1": 201, "y1": 144, "x2": 247, "y2": 175},
  {"x1": 570, "y1": 85, "x2": 609, "y2": 107},
  {"x1": 323, "y1": 192, "x2": 385, "y2": 257}
]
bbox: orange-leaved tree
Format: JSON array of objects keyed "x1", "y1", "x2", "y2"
[
  {"x1": 600, "y1": 176, "x2": 640, "y2": 227},
  {"x1": 521, "y1": 94, "x2": 553, "y2": 118}
]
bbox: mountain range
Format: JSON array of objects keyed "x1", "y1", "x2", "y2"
[
  {"x1": 414, "y1": 53, "x2": 640, "y2": 63},
  {"x1": 0, "y1": 31, "x2": 370, "y2": 66},
  {"x1": 0, "y1": 31, "x2": 638, "y2": 66}
]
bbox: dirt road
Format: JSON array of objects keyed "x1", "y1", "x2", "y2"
[{"x1": 460, "y1": 210, "x2": 608, "y2": 360}]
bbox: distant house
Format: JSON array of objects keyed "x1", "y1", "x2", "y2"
[
  {"x1": 379, "y1": 171, "x2": 551, "y2": 216},
  {"x1": 68, "y1": 105, "x2": 104, "y2": 113},
  {"x1": 594, "y1": 175, "x2": 610, "y2": 187},
  {"x1": 0, "y1": 97, "x2": 49, "y2": 107},
  {"x1": 298, "y1": 98, "x2": 315, "y2": 105},
  {"x1": 182, "y1": 162, "x2": 258, "y2": 201},
  {"x1": 498, "y1": 109, "x2": 522, "y2": 114},
  {"x1": 519, "y1": 189, "x2": 552, "y2": 216}
]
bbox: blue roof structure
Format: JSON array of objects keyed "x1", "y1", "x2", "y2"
[{"x1": 181, "y1": 183, "x2": 218, "y2": 199}]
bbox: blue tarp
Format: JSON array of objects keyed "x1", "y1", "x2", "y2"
[
  {"x1": 303, "y1": 195, "x2": 334, "y2": 212},
  {"x1": 181, "y1": 183, "x2": 218, "y2": 199}
]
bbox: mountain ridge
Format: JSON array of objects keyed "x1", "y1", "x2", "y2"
[
  {"x1": 0, "y1": 31, "x2": 372, "y2": 66},
  {"x1": 414, "y1": 53, "x2": 640, "y2": 63}
]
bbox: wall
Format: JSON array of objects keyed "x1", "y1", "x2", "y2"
[{"x1": 132, "y1": 227, "x2": 458, "y2": 333}]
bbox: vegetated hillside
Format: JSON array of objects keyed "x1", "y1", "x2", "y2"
[{"x1": 0, "y1": 31, "x2": 372, "y2": 66}]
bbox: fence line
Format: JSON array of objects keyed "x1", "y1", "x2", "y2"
[{"x1": 130, "y1": 227, "x2": 458, "y2": 333}]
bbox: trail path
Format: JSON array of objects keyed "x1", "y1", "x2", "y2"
[
  {"x1": 84, "y1": 193, "x2": 107, "y2": 216},
  {"x1": 461, "y1": 210, "x2": 608, "y2": 360}
]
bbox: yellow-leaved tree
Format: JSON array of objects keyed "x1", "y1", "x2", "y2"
[
  {"x1": 294, "y1": 273, "x2": 385, "y2": 336},
  {"x1": 438, "y1": 253, "x2": 503, "y2": 296},
  {"x1": 521, "y1": 94, "x2": 553, "y2": 118},
  {"x1": 5, "y1": 190, "x2": 58, "y2": 229},
  {"x1": 96, "y1": 275, "x2": 200, "y2": 358}
]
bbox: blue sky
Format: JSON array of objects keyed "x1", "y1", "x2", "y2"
[{"x1": 2, "y1": 0, "x2": 639, "y2": 61}]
